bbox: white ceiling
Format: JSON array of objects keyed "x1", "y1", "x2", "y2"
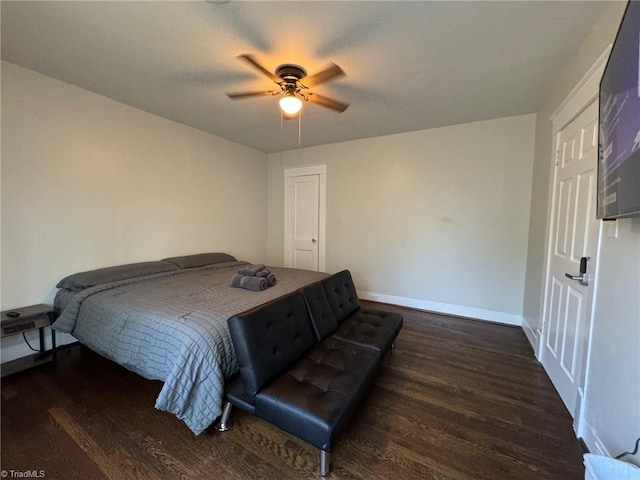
[{"x1": 1, "y1": 1, "x2": 609, "y2": 153}]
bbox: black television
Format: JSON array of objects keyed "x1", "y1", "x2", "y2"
[{"x1": 597, "y1": 0, "x2": 640, "y2": 219}]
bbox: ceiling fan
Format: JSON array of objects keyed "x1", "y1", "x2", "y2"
[{"x1": 226, "y1": 54, "x2": 349, "y2": 116}]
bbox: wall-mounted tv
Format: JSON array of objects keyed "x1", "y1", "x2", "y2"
[{"x1": 597, "y1": 0, "x2": 640, "y2": 219}]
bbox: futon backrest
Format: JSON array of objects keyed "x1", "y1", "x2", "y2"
[
  {"x1": 227, "y1": 291, "x2": 317, "y2": 397},
  {"x1": 321, "y1": 270, "x2": 361, "y2": 323},
  {"x1": 301, "y1": 282, "x2": 338, "y2": 341}
]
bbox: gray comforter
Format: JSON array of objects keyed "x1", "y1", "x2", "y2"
[{"x1": 53, "y1": 261, "x2": 328, "y2": 435}]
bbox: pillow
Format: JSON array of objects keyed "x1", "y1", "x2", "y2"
[
  {"x1": 161, "y1": 252, "x2": 237, "y2": 269},
  {"x1": 56, "y1": 261, "x2": 179, "y2": 292}
]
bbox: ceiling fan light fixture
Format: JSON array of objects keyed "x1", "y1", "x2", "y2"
[
  {"x1": 227, "y1": 55, "x2": 348, "y2": 114},
  {"x1": 279, "y1": 93, "x2": 302, "y2": 115}
]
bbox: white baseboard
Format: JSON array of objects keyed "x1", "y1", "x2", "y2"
[
  {"x1": 582, "y1": 422, "x2": 610, "y2": 456},
  {"x1": 357, "y1": 290, "x2": 523, "y2": 326},
  {"x1": 521, "y1": 316, "x2": 540, "y2": 358}
]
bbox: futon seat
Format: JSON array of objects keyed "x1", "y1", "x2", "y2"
[
  {"x1": 303, "y1": 271, "x2": 403, "y2": 354},
  {"x1": 226, "y1": 291, "x2": 381, "y2": 450},
  {"x1": 256, "y1": 335, "x2": 379, "y2": 451},
  {"x1": 333, "y1": 308, "x2": 403, "y2": 354},
  {"x1": 220, "y1": 270, "x2": 403, "y2": 476}
]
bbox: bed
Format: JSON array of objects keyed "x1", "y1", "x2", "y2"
[{"x1": 52, "y1": 254, "x2": 328, "y2": 435}]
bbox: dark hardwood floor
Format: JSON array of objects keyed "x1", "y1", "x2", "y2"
[{"x1": 1, "y1": 302, "x2": 585, "y2": 479}]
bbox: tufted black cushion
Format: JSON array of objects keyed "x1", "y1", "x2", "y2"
[
  {"x1": 302, "y1": 282, "x2": 338, "y2": 341},
  {"x1": 228, "y1": 292, "x2": 316, "y2": 397},
  {"x1": 333, "y1": 308, "x2": 403, "y2": 354},
  {"x1": 255, "y1": 336, "x2": 380, "y2": 450},
  {"x1": 322, "y1": 270, "x2": 361, "y2": 323}
]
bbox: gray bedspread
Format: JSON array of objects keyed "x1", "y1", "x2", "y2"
[{"x1": 52, "y1": 261, "x2": 328, "y2": 435}]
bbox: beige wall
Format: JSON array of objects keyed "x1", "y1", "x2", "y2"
[
  {"x1": 588, "y1": 218, "x2": 640, "y2": 460},
  {"x1": 523, "y1": 2, "x2": 639, "y2": 461},
  {"x1": 1, "y1": 62, "x2": 268, "y2": 360},
  {"x1": 268, "y1": 114, "x2": 536, "y2": 323}
]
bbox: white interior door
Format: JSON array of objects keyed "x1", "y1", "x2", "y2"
[
  {"x1": 284, "y1": 165, "x2": 326, "y2": 272},
  {"x1": 541, "y1": 101, "x2": 601, "y2": 419},
  {"x1": 291, "y1": 174, "x2": 319, "y2": 270}
]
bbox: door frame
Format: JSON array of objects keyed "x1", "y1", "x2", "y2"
[
  {"x1": 538, "y1": 46, "x2": 610, "y2": 435},
  {"x1": 284, "y1": 164, "x2": 327, "y2": 272}
]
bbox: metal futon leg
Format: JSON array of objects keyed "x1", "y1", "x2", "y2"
[
  {"x1": 215, "y1": 401, "x2": 233, "y2": 432},
  {"x1": 320, "y1": 450, "x2": 331, "y2": 477}
]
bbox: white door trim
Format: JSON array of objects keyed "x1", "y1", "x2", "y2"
[
  {"x1": 284, "y1": 165, "x2": 327, "y2": 272},
  {"x1": 550, "y1": 45, "x2": 611, "y2": 132}
]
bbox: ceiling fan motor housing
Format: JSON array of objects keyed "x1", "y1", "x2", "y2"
[{"x1": 275, "y1": 64, "x2": 307, "y2": 83}]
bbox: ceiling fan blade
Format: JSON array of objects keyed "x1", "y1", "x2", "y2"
[
  {"x1": 226, "y1": 90, "x2": 279, "y2": 99},
  {"x1": 303, "y1": 63, "x2": 345, "y2": 87},
  {"x1": 307, "y1": 93, "x2": 349, "y2": 112},
  {"x1": 237, "y1": 54, "x2": 278, "y2": 82}
]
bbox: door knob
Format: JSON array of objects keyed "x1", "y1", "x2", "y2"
[
  {"x1": 312, "y1": 238, "x2": 317, "y2": 243},
  {"x1": 565, "y1": 256, "x2": 590, "y2": 286}
]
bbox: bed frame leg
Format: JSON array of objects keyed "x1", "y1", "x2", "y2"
[
  {"x1": 320, "y1": 450, "x2": 331, "y2": 477},
  {"x1": 215, "y1": 401, "x2": 233, "y2": 432}
]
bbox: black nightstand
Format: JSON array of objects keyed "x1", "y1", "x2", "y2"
[{"x1": 1, "y1": 304, "x2": 56, "y2": 377}]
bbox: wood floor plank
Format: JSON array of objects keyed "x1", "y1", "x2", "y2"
[{"x1": 1, "y1": 302, "x2": 585, "y2": 479}]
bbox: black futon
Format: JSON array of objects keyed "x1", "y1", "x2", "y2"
[{"x1": 217, "y1": 270, "x2": 403, "y2": 476}]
